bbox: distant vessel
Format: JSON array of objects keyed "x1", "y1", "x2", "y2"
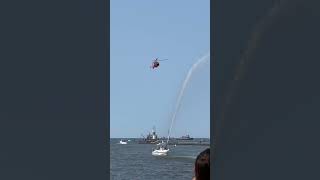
[
  {"x1": 176, "y1": 135, "x2": 194, "y2": 140},
  {"x1": 119, "y1": 139, "x2": 127, "y2": 144},
  {"x1": 139, "y1": 126, "x2": 162, "y2": 144}
]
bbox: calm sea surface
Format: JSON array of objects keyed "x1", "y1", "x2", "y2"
[{"x1": 110, "y1": 138, "x2": 209, "y2": 180}]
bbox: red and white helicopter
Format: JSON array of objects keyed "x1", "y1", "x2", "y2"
[{"x1": 150, "y1": 58, "x2": 168, "y2": 69}]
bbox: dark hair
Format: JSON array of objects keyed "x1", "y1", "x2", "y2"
[{"x1": 194, "y1": 148, "x2": 210, "y2": 180}]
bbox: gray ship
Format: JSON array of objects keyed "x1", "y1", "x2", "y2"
[
  {"x1": 139, "y1": 127, "x2": 165, "y2": 144},
  {"x1": 176, "y1": 134, "x2": 194, "y2": 140}
]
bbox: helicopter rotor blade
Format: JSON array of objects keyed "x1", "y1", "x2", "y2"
[{"x1": 158, "y1": 59, "x2": 168, "y2": 61}]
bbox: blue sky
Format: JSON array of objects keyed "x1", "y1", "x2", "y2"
[{"x1": 111, "y1": 0, "x2": 210, "y2": 138}]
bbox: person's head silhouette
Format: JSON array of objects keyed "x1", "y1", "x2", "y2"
[{"x1": 194, "y1": 148, "x2": 210, "y2": 180}]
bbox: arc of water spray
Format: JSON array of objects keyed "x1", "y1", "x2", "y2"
[{"x1": 167, "y1": 52, "x2": 210, "y2": 144}]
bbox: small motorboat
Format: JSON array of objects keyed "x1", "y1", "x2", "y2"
[
  {"x1": 152, "y1": 147, "x2": 169, "y2": 156},
  {"x1": 152, "y1": 144, "x2": 169, "y2": 156},
  {"x1": 119, "y1": 139, "x2": 127, "y2": 144}
]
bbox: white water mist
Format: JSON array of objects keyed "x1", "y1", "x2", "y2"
[{"x1": 167, "y1": 52, "x2": 210, "y2": 143}]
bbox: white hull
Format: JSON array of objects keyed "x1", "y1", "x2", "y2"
[
  {"x1": 119, "y1": 141, "x2": 127, "y2": 144},
  {"x1": 152, "y1": 149, "x2": 169, "y2": 156}
]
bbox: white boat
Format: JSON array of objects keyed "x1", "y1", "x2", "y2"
[
  {"x1": 152, "y1": 146, "x2": 169, "y2": 156},
  {"x1": 119, "y1": 140, "x2": 127, "y2": 144}
]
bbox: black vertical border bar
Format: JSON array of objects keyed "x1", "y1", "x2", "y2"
[
  {"x1": 211, "y1": 0, "x2": 215, "y2": 179},
  {"x1": 97, "y1": 0, "x2": 109, "y2": 177},
  {"x1": 105, "y1": 0, "x2": 110, "y2": 177}
]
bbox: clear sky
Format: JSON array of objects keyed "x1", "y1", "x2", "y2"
[{"x1": 111, "y1": 0, "x2": 210, "y2": 138}]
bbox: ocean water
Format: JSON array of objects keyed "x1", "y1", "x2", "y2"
[{"x1": 110, "y1": 138, "x2": 209, "y2": 180}]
